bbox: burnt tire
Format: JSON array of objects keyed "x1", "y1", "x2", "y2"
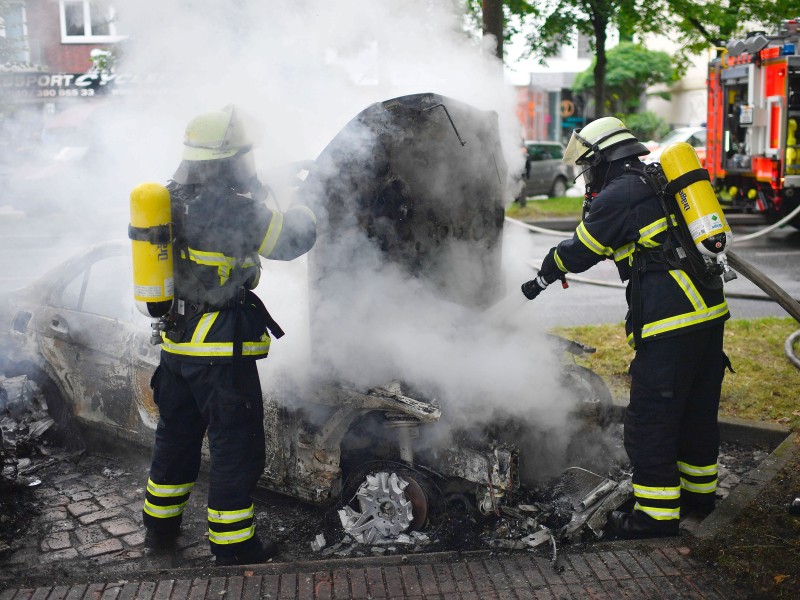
[
  {"x1": 339, "y1": 460, "x2": 445, "y2": 536},
  {"x1": 559, "y1": 363, "x2": 616, "y2": 427}
]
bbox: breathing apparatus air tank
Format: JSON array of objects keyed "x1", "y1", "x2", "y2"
[
  {"x1": 128, "y1": 182, "x2": 174, "y2": 320},
  {"x1": 659, "y1": 141, "x2": 733, "y2": 258}
]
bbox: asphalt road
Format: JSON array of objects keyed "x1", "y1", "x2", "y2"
[{"x1": 506, "y1": 216, "x2": 800, "y2": 327}]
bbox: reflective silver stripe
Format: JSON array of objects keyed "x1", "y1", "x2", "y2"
[
  {"x1": 633, "y1": 502, "x2": 680, "y2": 520},
  {"x1": 613, "y1": 217, "x2": 667, "y2": 263},
  {"x1": 638, "y1": 217, "x2": 668, "y2": 245},
  {"x1": 189, "y1": 248, "x2": 232, "y2": 285},
  {"x1": 192, "y1": 312, "x2": 219, "y2": 343},
  {"x1": 147, "y1": 479, "x2": 195, "y2": 498},
  {"x1": 576, "y1": 222, "x2": 613, "y2": 256},
  {"x1": 208, "y1": 504, "x2": 254, "y2": 524},
  {"x1": 161, "y1": 337, "x2": 271, "y2": 357},
  {"x1": 669, "y1": 270, "x2": 705, "y2": 311},
  {"x1": 188, "y1": 248, "x2": 257, "y2": 285},
  {"x1": 259, "y1": 212, "x2": 284, "y2": 257},
  {"x1": 680, "y1": 478, "x2": 718, "y2": 493},
  {"x1": 143, "y1": 499, "x2": 188, "y2": 519},
  {"x1": 614, "y1": 243, "x2": 634, "y2": 262},
  {"x1": 188, "y1": 248, "x2": 229, "y2": 266},
  {"x1": 638, "y1": 301, "x2": 729, "y2": 339},
  {"x1": 633, "y1": 484, "x2": 680, "y2": 500},
  {"x1": 678, "y1": 461, "x2": 718, "y2": 476},
  {"x1": 208, "y1": 525, "x2": 255, "y2": 545}
]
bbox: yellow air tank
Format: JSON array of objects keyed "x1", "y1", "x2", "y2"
[
  {"x1": 129, "y1": 182, "x2": 174, "y2": 318},
  {"x1": 660, "y1": 142, "x2": 732, "y2": 258}
]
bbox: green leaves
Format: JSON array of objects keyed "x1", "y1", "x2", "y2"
[{"x1": 573, "y1": 42, "x2": 676, "y2": 114}]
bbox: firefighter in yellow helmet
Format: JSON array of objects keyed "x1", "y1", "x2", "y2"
[
  {"x1": 522, "y1": 117, "x2": 732, "y2": 539},
  {"x1": 141, "y1": 105, "x2": 316, "y2": 565}
]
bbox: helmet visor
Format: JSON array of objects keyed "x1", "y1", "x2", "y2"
[{"x1": 563, "y1": 130, "x2": 590, "y2": 166}]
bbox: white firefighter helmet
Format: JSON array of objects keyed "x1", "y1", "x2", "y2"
[
  {"x1": 180, "y1": 105, "x2": 257, "y2": 161},
  {"x1": 173, "y1": 105, "x2": 262, "y2": 185},
  {"x1": 563, "y1": 116, "x2": 649, "y2": 166}
]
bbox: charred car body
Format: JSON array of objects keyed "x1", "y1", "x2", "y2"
[{"x1": 0, "y1": 94, "x2": 617, "y2": 544}]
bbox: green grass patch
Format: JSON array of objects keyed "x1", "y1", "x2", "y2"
[
  {"x1": 506, "y1": 197, "x2": 583, "y2": 220},
  {"x1": 551, "y1": 316, "x2": 800, "y2": 431}
]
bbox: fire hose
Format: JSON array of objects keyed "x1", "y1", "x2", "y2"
[{"x1": 507, "y1": 217, "x2": 800, "y2": 368}]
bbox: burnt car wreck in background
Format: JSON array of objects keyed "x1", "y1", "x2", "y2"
[{"x1": 0, "y1": 93, "x2": 626, "y2": 556}]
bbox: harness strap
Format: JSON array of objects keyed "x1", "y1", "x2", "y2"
[
  {"x1": 231, "y1": 288, "x2": 284, "y2": 391},
  {"x1": 663, "y1": 168, "x2": 710, "y2": 197},
  {"x1": 631, "y1": 251, "x2": 643, "y2": 349}
]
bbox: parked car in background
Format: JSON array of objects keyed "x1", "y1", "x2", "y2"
[
  {"x1": 643, "y1": 126, "x2": 707, "y2": 166},
  {"x1": 516, "y1": 141, "x2": 575, "y2": 204}
]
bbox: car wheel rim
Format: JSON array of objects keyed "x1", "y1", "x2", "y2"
[{"x1": 339, "y1": 471, "x2": 428, "y2": 543}]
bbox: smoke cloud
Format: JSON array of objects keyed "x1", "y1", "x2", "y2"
[{"x1": 2, "y1": 0, "x2": 601, "y2": 481}]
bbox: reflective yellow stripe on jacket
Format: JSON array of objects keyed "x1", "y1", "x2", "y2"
[
  {"x1": 561, "y1": 216, "x2": 674, "y2": 270},
  {"x1": 626, "y1": 269, "x2": 728, "y2": 346},
  {"x1": 161, "y1": 311, "x2": 271, "y2": 358},
  {"x1": 259, "y1": 212, "x2": 284, "y2": 258},
  {"x1": 188, "y1": 248, "x2": 260, "y2": 286}
]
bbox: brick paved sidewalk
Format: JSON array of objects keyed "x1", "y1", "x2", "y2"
[
  {"x1": 4, "y1": 423, "x2": 793, "y2": 599},
  {"x1": 0, "y1": 544, "x2": 744, "y2": 599}
]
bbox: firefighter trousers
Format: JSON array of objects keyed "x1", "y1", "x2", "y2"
[
  {"x1": 142, "y1": 351, "x2": 266, "y2": 558},
  {"x1": 624, "y1": 323, "x2": 728, "y2": 524}
]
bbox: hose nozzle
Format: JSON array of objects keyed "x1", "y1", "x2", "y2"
[{"x1": 718, "y1": 254, "x2": 738, "y2": 282}]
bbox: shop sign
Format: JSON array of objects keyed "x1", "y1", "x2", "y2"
[{"x1": 0, "y1": 72, "x2": 166, "y2": 99}]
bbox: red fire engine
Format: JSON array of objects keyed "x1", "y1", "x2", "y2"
[{"x1": 707, "y1": 19, "x2": 800, "y2": 226}]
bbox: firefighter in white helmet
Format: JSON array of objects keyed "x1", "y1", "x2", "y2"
[
  {"x1": 141, "y1": 105, "x2": 316, "y2": 565},
  {"x1": 522, "y1": 117, "x2": 733, "y2": 539}
]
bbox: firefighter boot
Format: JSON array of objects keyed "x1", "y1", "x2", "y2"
[
  {"x1": 144, "y1": 527, "x2": 180, "y2": 553},
  {"x1": 215, "y1": 535, "x2": 279, "y2": 566},
  {"x1": 609, "y1": 510, "x2": 679, "y2": 539},
  {"x1": 681, "y1": 493, "x2": 716, "y2": 518}
]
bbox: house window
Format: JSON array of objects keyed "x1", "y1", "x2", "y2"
[
  {"x1": 59, "y1": 0, "x2": 120, "y2": 43},
  {"x1": 0, "y1": 1, "x2": 29, "y2": 63}
]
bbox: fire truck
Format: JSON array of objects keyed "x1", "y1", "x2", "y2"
[{"x1": 707, "y1": 19, "x2": 800, "y2": 226}]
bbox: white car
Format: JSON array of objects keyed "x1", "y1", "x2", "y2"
[{"x1": 643, "y1": 126, "x2": 707, "y2": 166}]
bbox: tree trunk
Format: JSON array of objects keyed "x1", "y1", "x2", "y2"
[
  {"x1": 592, "y1": 13, "x2": 608, "y2": 119},
  {"x1": 482, "y1": 0, "x2": 503, "y2": 60}
]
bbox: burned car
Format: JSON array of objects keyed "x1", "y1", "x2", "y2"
[{"x1": 0, "y1": 94, "x2": 622, "y2": 548}]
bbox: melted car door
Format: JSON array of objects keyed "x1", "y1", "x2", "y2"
[{"x1": 33, "y1": 253, "x2": 154, "y2": 444}]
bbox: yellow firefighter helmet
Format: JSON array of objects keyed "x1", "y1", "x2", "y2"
[
  {"x1": 563, "y1": 116, "x2": 649, "y2": 166},
  {"x1": 180, "y1": 104, "x2": 255, "y2": 161}
]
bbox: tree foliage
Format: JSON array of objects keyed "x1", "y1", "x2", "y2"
[
  {"x1": 651, "y1": 0, "x2": 800, "y2": 66},
  {"x1": 573, "y1": 42, "x2": 676, "y2": 114},
  {"x1": 467, "y1": 0, "x2": 800, "y2": 120},
  {"x1": 621, "y1": 111, "x2": 671, "y2": 142}
]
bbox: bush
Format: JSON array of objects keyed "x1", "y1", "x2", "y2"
[{"x1": 620, "y1": 111, "x2": 670, "y2": 143}]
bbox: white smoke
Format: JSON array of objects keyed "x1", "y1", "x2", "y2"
[
  {"x1": 3, "y1": 0, "x2": 597, "y2": 479},
  {"x1": 118, "y1": 0, "x2": 575, "y2": 436}
]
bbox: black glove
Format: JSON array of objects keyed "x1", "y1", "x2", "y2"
[
  {"x1": 521, "y1": 275, "x2": 549, "y2": 300},
  {"x1": 539, "y1": 247, "x2": 564, "y2": 285}
]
